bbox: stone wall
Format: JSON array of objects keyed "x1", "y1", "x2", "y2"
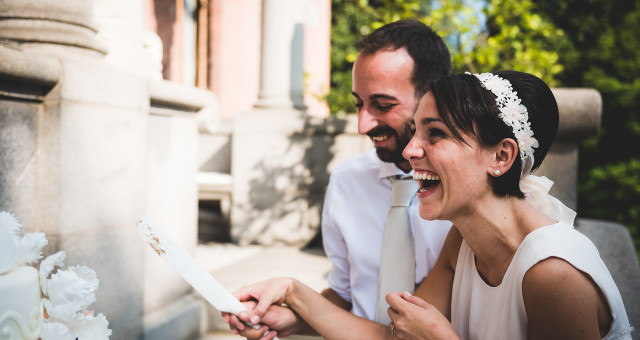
[{"x1": 0, "y1": 1, "x2": 219, "y2": 338}]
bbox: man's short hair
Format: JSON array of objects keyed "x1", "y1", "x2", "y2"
[{"x1": 355, "y1": 19, "x2": 452, "y2": 99}]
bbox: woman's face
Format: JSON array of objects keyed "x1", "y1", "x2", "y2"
[{"x1": 403, "y1": 92, "x2": 495, "y2": 221}]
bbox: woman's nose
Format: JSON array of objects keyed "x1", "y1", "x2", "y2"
[{"x1": 403, "y1": 137, "x2": 424, "y2": 161}]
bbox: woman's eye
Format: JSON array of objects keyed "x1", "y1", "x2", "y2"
[{"x1": 428, "y1": 128, "x2": 445, "y2": 138}]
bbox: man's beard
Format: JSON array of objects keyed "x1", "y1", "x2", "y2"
[{"x1": 370, "y1": 121, "x2": 413, "y2": 165}]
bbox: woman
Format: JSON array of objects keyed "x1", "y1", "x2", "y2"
[{"x1": 227, "y1": 71, "x2": 632, "y2": 340}]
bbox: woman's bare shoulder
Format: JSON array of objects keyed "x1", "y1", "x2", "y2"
[{"x1": 523, "y1": 257, "x2": 611, "y2": 340}]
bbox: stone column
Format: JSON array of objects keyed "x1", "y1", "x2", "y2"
[
  {"x1": 254, "y1": 0, "x2": 307, "y2": 110},
  {"x1": 538, "y1": 88, "x2": 602, "y2": 210},
  {"x1": 231, "y1": 0, "x2": 334, "y2": 246},
  {"x1": 304, "y1": 0, "x2": 331, "y2": 117},
  {"x1": 0, "y1": 1, "x2": 145, "y2": 339},
  {"x1": 0, "y1": 0, "x2": 149, "y2": 339},
  {"x1": 0, "y1": 0, "x2": 107, "y2": 56}
]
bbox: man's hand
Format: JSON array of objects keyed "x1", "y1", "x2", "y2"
[
  {"x1": 221, "y1": 278, "x2": 297, "y2": 339},
  {"x1": 223, "y1": 300, "x2": 299, "y2": 339}
]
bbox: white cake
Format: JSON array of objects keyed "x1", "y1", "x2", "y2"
[
  {"x1": 0, "y1": 211, "x2": 111, "y2": 339},
  {"x1": 0, "y1": 266, "x2": 43, "y2": 340}
]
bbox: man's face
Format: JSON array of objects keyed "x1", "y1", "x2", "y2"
[{"x1": 352, "y1": 48, "x2": 417, "y2": 171}]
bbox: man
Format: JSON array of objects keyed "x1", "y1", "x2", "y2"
[{"x1": 226, "y1": 19, "x2": 452, "y2": 338}]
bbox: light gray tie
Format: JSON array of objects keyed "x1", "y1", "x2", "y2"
[{"x1": 376, "y1": 178, "x2": 419, "y2": 324}]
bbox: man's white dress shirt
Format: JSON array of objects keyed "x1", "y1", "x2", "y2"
[{"x1": 322, "y1": 149, "x2": 452, "y2": 320}]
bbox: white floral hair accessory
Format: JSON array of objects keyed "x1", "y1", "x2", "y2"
[
  {"x1": 466, "y1": 72, "x2": 576, "y2": 226},
  {"x1": 467, "y1": 72, "x2": 539, "y2": 177}
]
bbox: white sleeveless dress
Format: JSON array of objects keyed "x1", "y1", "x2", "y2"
[{"x1": 451, "y1": 222, "x2": 633, "y2": 340}]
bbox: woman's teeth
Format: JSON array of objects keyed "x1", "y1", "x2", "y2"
[
  {"x1": 413, "y1": 172, "x2": 441, "y2": 181},
  {"x1": 413, "y1": 171, "x2": 441, "y2": 192}
]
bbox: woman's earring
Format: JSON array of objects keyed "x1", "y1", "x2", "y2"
[{"x1": 494, "y1": 169, "x2": 501, "y2": 176}]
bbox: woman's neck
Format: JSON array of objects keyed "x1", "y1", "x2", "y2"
[{"x1": 451, "y1": 197, "x2": 543, "y2": 286}]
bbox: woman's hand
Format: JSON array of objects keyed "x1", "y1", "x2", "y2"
[{"x1": 386, "y1": 291, "x2": 459, "y2": 340}]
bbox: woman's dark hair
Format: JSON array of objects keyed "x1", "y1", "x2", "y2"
[
  {"x1": 355, "y1": 19, "x2": 451, "y2": 100},
  {"x1": 430, "y1": 70, "x2": 559, "y2": 198}
]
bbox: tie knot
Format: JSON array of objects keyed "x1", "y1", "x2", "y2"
[{"x1": 391, "y1": 178, "x2": 419, "y2": 207}]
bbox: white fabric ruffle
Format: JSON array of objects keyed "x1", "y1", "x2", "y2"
[{"x1": 520, "y1": 175, "x2": 577, "y2": 226}]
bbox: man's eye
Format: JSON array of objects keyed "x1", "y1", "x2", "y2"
[
  {"x1": 375, "y1": 103, "x2": 395, "y2": 111},
  {"x1": 354, "y1": 102, "x2": 363, "y2": 109}
]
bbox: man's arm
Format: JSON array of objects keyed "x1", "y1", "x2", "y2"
[
  {"x1": 321, "y1": 287, "x2": 353, "y2": 311},
  {"x1": 225, "y1": 287, "x2": 353, "y2": 338}
]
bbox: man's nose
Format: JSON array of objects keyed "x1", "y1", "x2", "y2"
[{"x1": 358, "y1": 108, "x2": 378, "y2": 135}]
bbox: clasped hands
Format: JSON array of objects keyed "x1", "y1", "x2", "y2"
[
  {"x1": 222, "y1": 278, "x2": 297, "y2": 340},
  {"x1": 222, "y1": 278, "x2": 456, "y2": 340}
]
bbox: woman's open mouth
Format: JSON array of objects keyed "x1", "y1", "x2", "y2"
[{"x1": 413, "y1": 171, "x2": 441, "y2": 193}]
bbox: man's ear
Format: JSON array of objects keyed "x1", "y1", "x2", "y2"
[{"x1": 488, "y1": 138, "x2": 518, "y2": 177}]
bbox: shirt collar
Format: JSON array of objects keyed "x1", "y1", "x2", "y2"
[{"x1": 379, "y1": 160, "x2": 414, "y2": 180}]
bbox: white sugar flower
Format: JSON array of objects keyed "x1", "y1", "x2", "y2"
[
  {"x1": 17, "y1": 232, "x2": 48, "y2": 265},
  {"x1": 41, "y1": 321, "x2": 74, "y2": 340},
  {"x1": 73, "y1": 312, "x2": 112, "y2": 340},
  {"x1": 0, "y1": 211, "x2": 21, "y2": 237},
  {"x1": 42, "y1": 310, "x2": 111, "y2": 340},
  {"x1": 0, "y1": 211, "x2": 48, "y2": 271},
  {"x1": 40, "y1": 251, "x2": 66, "y2": 296},
  {"x1": 47, "y1": 265, "x2": 98, "y2": 310},
  {"x1": 40, "y1": 250, "x2": 111, "y2": 339},
  {"x1": 41, "y1": 262, "x2": 98, "y2": 319}
]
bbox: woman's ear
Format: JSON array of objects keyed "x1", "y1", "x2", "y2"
[{"x1": 488, "y1": 138, "x2": 518, "y2": 177}]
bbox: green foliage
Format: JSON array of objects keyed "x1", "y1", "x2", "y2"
[
  {"x1": 425, "y1": 0, "x2": 572, "y2": 85},
  {"x1": 326, "y1": 0, "x2": 371, "y2": 114},
  {"x1": 536, "y1": 0, "x2": 640, "y2": 257},
  {"x1": 328, "y1": 0, "x2": 572, "y2": 112}
]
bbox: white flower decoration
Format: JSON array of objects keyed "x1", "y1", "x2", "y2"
[
  {"x1": 40, "y1": 251, "x2": 67, "y2": 296},
  {"x1": 74, "y1": 312, "x2": 112, "y2": 340},
  {"x1": 40, "y1": 251, "x2": 112, "y2": 339},
  {"x1": 0, "y1": 211, "x2": 48, "y2": 272},
  {"x1": 0, "y1": 212, "x2": 111, "y2": 339},
  {"x1": 42, "y1": 265, "x2": 98, "y2": 320},
  {"x1": 0, "y1": 211, "x2": 21, "y2": 236},
  {"x1": 468, "y1": 72, "x2": 539, "y2": 176},
  {"x1": 17, "y1": 232, "x2": 48, "y2": 265},
  {"x1": 41, "y1": 321, "x2": 74, "y2": 340}
]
